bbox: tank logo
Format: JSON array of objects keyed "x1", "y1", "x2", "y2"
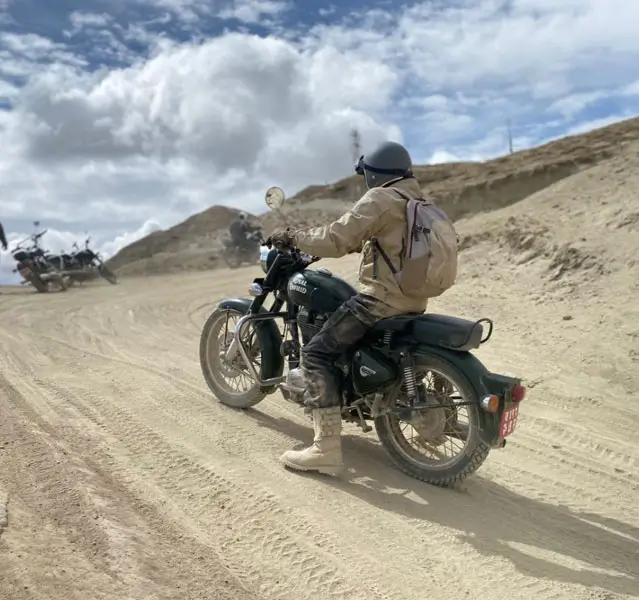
[
  {"x1": 359, "y1": 365, "x2": 376, "y2": 377},
  {"x1": 289, "y1": 282, "x2": 307, "y2": 294}
]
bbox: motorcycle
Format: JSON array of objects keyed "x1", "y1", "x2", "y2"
[
  {"x1": 11, "y1": 229, "x2": 68, "y2": 293},
  {"x1": 199, "y1": 187, "x2": 526, "y2": 486},
  {"x1": 47, "y1": 236, "x2": 117, "y2": 285},
  {"x1": 221, "y1": 229, "x2": 263, "y2": 269}
]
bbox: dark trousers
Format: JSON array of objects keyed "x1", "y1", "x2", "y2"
[{"x1": 301, "y1": 294, "x2": 403, "y2": 410}]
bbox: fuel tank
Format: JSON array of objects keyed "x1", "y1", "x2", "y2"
[{"x1": 287, "y1": 268, "x2": 357, "y2": 313}]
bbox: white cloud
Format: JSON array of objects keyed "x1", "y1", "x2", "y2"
[
  {"x1": 219, "y1": 0, "x2": 291, "y2": 24},
  {"x1": 0, "y1": 26, "x2": 398, "y2": 272},
  {"x1": 2, "y1": 0, "x2": 639, "y2": 277},
  {"x1": 67, "y1": 11, "x2": 113, "y2": 32}
]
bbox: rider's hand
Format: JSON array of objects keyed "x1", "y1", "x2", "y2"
[
  {"x1": 266, "y1": 228, "x2": 295, "y2": 248},
  {"x1": 1, "y1": 242, "x2": 7, "y2": 251}
]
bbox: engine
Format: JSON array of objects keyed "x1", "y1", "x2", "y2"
[{"x1": 297, "y1": 307, "x2": 328, "y2": 344}]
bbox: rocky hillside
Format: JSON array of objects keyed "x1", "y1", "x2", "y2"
[{"x1": 107, "y1": 116, "x2": 639, "y2": 277}]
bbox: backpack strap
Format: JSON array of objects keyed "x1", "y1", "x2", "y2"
[
  {"x1": 389, "y1": 186, "x2": 429, "y2": 204},
  {"x1": 370, "y1": 236, "x2": 398, "y2": 276},
  {"x1": 369, "y1": 187, "x2": 428, "y2": 278}
]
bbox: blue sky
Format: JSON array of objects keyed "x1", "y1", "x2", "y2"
[{"x1": 1, "y1": 0, "x2": 639, "y2": 280}]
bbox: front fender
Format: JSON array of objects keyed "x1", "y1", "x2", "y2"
[
  {"x1": 217, "y1": 297, "x2": 285, "y2": 392},
  {"x1": 413, "y1": 344, "x2": 518, "y2": 446}
]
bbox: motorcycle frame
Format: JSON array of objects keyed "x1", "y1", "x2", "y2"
[{"x1": 227, "y1": 291, "x2": 296, "y2": 387}]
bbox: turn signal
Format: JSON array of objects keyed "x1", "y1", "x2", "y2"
[
  {"x1": 480, "y1": 395, "x2": 500, "y2": 413},
  {"x1": 511, "y1": 384, "x2": 526, "y2": 403}
]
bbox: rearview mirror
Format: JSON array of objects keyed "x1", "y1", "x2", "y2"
[{"x1": 265, "y1": 186, "x2": 285, "y2": 210}]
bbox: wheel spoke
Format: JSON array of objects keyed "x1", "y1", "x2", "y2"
[{"x1": 385, "y1": 365, "x2": 475, "y2": 470}]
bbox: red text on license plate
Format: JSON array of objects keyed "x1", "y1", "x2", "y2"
[{"x1": 499, "y1": 405, "x2": 519, "y2": 437}]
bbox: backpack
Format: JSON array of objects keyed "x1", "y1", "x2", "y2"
[{"x1": 372, "y1": 188, "x2": 459, "y2": 300}]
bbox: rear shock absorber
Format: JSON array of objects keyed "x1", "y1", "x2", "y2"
[{"x1": 400, "y1": 353, "x2": 417, "y2": 401}]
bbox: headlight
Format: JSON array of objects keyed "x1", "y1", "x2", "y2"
[{"x1": 259, "y1": 245, "x2": 272, "y2": 273}]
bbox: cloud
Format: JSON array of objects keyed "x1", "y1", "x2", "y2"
[
  {"x1": 219, "y1": 0, "x2": 291, "y2": 24},
  {"x1": 1, "y1": 0, "x2": 639, "y2": 280}
]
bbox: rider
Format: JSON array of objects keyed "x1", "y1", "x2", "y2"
[
  {"x1": 229, "y1": 212, "x2": 259, "y2": 250},
  {"x1": 267, "y1": 141, "x2": 441, "y2": 476},
  {"x1": 0, "y1": 221, "x2": 7, "y2": 251}
]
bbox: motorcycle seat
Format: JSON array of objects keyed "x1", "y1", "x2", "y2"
[{"x1": 372, "y1": 313, "x2": 485, "y2": 352}]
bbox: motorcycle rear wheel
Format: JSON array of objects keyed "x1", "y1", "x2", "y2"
[{"x1": 374, "y1": 354, "x2": 490, "y2": 487}]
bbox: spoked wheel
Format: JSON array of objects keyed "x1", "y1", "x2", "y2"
[
  {"x1": 221, "y1": 247, "x2": 242, "y2": 269},
  {"x1": 29, "y1": 273, "x2": 49, "y2": 293},
  {"x1": 375, "y1": 355, "x2": 490, "y2": 487},
  {"x1": 199, "y1": 308, "x2": 266, "y2": 408},
  {"x1": 53, "y1": 274, "x2": 68, "y2": 292},
  {"x1": 99, "y1": 265, "x2": 118, "y2": 284}
]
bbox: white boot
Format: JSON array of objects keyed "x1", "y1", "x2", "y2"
[{"x1": 279, "y1": 406, "x2": 344, "y2": 476}]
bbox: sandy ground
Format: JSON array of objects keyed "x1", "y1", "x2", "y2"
[{"x1": 1, "y1": 149, "x2": 639, "y2": 599}]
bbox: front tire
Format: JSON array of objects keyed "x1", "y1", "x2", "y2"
[
  {"x1": 374, "y1": 354, "x2": 490, "y2": 487},
  {"x1": 99, "y1": 265, "x2": 118, "y2": 284},
  {"x1": 199, "y1": 308, "x2": 266, "y2": 409},
  {"x1": 29, "y1": 273, "x2": 48, "y2": 293},
  {"x1": 221, "y1": 245, "x2": 242, "y2": 269}
]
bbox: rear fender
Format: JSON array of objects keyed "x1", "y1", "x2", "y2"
[
  {"x1": 217, "y1": 297, "x2": 284, "y2": 392},
  {"x1": 412, "y1": 344, "x2": 519, "y2": 447}
]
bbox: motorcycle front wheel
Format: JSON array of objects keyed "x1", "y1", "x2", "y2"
[
  {"x1": 99, "y1": 265, "x2": 118, "y2": 284},
  {"x1": 199, "y1": 308, "x2": 266, "y2": 408},
  {"x1": 29, "y1": 273, "x2": 49, "y2": 293},
  {"x1": 221, "y1": 247, "x2": 243, "y2": 269}
]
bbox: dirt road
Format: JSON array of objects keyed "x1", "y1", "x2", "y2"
[{"x1": 1, "y1": 255, "x2": 638, "y2": 600}]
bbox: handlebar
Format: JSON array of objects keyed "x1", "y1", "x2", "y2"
[
  {"x1": 262, "y1": 237, "x2": 320, "y2": 265},
  {"x1": 11, "y1": 229, "x2": 48, "y2": 252}
]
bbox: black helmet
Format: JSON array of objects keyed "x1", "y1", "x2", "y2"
[{"x1": 355, "y1": 141, "x2": 413, "y2": 189}]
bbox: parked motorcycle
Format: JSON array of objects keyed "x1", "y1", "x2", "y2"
[
  {"x1": 47, "y1": 236, "x2": 117, "y2": 285},
  {"x1": 199, "y1": 187, "x2": 526, "y2": 486},
  {"x1": 11, "y1": 229, "x2": 67, "y2": 292}
]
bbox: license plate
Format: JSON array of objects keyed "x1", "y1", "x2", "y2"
[
  {"x1": 499, "y1": 405, "x2": 519, "y2": 437},
  {"x1": 19, "y1": 267, "x2": 31, "y2": 277}
]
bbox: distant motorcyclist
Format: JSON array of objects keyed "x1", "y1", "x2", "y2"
[
  {"x1": 229, "y1": 212, "x2": 259, "y2": 250},
  {"x1": 0, "y1": 221, "x2": 7, "y2": 251}
]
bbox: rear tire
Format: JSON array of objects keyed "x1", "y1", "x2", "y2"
[
  {"x1": 374, "y1": 354, "x2": 490, "y2": 487},
  {"x1": 55, "y1": 275, "x2": 68, "y2": 291},
  {"x1": 199, "y1": 308, "x2": 266, "y2": 409}
]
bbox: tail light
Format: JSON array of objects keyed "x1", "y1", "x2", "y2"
[{"x1": 511, "y1": 384, "x2": 526, "y2": 403}]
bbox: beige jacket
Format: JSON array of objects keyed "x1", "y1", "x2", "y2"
[{"x1": 293, "y1": 177, "x2": 428, "y2": 313}]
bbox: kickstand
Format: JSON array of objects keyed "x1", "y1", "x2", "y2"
[{"x1": 354, "y1": 404, "x2": 372, "y2": 433}]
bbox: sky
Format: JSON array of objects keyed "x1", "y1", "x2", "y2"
[{"x1": 1, "y1": 0, "x2": 639, "y2": 282}]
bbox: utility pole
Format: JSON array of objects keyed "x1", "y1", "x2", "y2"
[
  {"x1": 350, "y1": 128, "x2": 361, "y2": 162},
  {"x1": 350, "y1": 128, "x2": 363, "y2": 200},
  {"x1": 506, "y1": 118, "x2": 514, "y2": 155}
]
